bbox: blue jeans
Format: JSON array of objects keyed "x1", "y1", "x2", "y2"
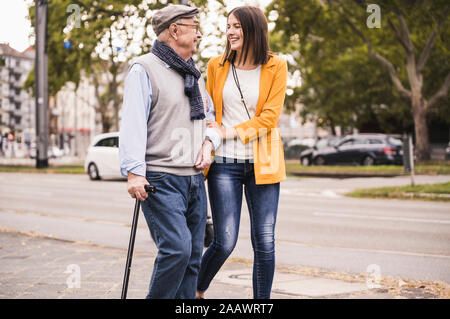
[
  {"x1": 140, "y1": 172, "x2": 206, "y2": 299},
  {"x1": 197, "y1": 157, "x2": 280, "y2": 299}
]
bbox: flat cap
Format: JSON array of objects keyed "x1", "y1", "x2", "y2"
[{"x1": 151, "y1": 4, "x2": 199, "y2": 36}]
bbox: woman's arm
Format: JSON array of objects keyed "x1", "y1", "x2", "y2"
[
  {"x1": 205, "y1": 56, "x2": 238, "y2": 140},
  {"x1": 206, "y1": 121, "x2": 238, "y2": 140}
]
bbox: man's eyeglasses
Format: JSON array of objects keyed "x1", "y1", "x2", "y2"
[{"x1": 175, "y1": 23, "x2": 200, "y2": 33}]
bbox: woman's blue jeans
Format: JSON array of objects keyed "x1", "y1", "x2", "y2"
[{"x1": 197, "y1": 157, "x2": 280, "y2": 299}]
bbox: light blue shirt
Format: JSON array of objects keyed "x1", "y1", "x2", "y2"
[{"x1": 119, "y1": 63, "x2": 221, "y2": 177}]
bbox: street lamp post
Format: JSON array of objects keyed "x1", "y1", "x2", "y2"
[{"x1": 35, "y1": 0, "x2": 49, "y2": 168}]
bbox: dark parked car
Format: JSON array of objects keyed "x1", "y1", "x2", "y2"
[
  {"x1": 300, "y1": 136, "x2": 342, "y2": 166},
  {"x1": 309, "y1": 134, "x2": 403, "y2": 166},
  {"x1": 446, "y1": 142, "x2": 450, "y2": 160},
  {"x1": 284, "y1": 144, "x2": 310, "y2": 160}
]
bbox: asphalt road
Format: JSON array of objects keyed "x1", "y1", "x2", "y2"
[{"x1": 0, "y1": 172, "x2": 449, "y2": 283}]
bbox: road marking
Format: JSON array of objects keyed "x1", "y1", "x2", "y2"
[
  {"x1": 313, "y1": 211, "x2": 450, "y2": 225},
  {"x1": 0, "y1": 189, "x2": 53, "y2": 198},
  {"x1": 0, "y1": 207, "x2": 134, "y2": 228},
  {"x1": 275, "y1": 238, "x2": 450, "y2": 259},
  {"x1": 280, "y1": 189, "x2": 344, "y2": 198},
  {"x1": 320, "y1": 190, "x2": 340, "y2": 198}
]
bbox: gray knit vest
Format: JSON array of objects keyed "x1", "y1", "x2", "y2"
[{"x1": 129, "y1": 53, "x2": 207, "y2": 176}]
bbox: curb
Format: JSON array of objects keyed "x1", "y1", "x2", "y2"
[{"x1": 287, "y1": 171, "x2": 401, "y2": 178}]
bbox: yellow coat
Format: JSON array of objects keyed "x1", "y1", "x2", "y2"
[{"x1": 205, "y1": 54, "x2": 287, "y2": 185}]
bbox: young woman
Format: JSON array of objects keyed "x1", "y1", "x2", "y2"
[{"x1": 197, "y1": 6, "x2": 288, "y2": 299}]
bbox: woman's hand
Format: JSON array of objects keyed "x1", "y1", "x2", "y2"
[
  {"x1": 207, "y1": 120, "x2": 225, "y2": 139},
  {"x1": 206, "y1": 120, "x2": 221, "y2": 131},
  {"x1": 207, "y1": 120, "x2": 238, "y2": 140}
]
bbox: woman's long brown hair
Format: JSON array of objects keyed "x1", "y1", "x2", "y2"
[{"x1": 222, "y1": 6, "x2": 271, "y2": 66}]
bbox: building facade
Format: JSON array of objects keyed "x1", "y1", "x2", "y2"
[
  {"x1": 0, "y1": 43, "x2": 98, "y2": 158},
  {"x1": 0, "y1": 43, "x2": 35, "y2": 155},
  {"x1": 55, "y1": 77, "x2": 97, "y2": 157}
]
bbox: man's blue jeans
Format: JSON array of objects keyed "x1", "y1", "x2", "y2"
[
  {"x1": 197, "y1": 157, "x2": 280, "y2": 299},
  {"x1": 140, "y1": 172, "x2": 206, "y2": 299}
]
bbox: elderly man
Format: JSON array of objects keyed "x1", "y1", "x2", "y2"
[{"x1": 119, "y1": 4, "x2": 221, "y2": 299}]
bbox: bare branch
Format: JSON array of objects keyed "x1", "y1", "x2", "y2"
[
  {"x1": 387, "y1": 18, "x2": 410, "y2": 53},
  {"x1": 371, "y1": 52, "x2": 412, "y2": 99},
  {"x1": 428, "y1": 72, "x2": 450, "y2": 108},
  {"x1": 417, "y1": 30, "x2": 439, "y2": 75},
  {"x1": 417, "y1": 7, "x2": 449, "y2": 74},
  {"x1": 343, "y1": 18, "x2": 412, "y2": 99},
  {"x1": 397, "y1": 15, "x2": 414, "y2": 54}
]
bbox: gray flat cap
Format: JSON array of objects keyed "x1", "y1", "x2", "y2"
[{"x1": 151, "y1": 4, "x2": 199, "y2": 36}]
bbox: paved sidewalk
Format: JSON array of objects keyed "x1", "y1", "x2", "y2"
[{"x1": 1, "y1": 231, "x2": 446, "y2": 299}]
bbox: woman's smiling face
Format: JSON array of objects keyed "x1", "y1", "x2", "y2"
[{"x1": 226, "y1": 13, "x2": 244, "y2": 53}]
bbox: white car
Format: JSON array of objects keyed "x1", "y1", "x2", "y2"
[{"x1": 84, "y1": 132, "x2": 124, "y2": 180}]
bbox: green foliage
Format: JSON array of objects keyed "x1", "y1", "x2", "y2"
[
  {"x1": 26, "y1": 0, "x2": 144, "y2": 95},
  {"x1": 267, "y1": 0, "x2": 450, "y2": 133},
  {"x1": 25, "y1": 0, "x2": 212, "y2": 96},
  {"x1": 25, "y1": 0, "x2": 211, "y2": 132},
  {"x1": 347, "y1": 182, "x2": 450, "y2": 202},
  {"x1": 286, "y1": 162, "x2": 450, "y2": 176},
  {"x1": 0, "y1": 165, "x2": 85, "y2": 174}
]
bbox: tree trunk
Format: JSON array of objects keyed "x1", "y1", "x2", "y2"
[
  {"x1": 328, "y1": 117, "x2": 337, "y2": 136},
  {"x1": 111, "y1": 70, "x2": 120, "y2": 131},
  {"x1": 102, "y1": 115, "x2": 112, "y2": 133},
  {"x1": 411, "y1": 95, "x2": 430, "y2": 162}
]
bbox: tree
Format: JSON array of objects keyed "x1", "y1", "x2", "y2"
[
  {"x1": 268, "y1": 0, "x2": 450, "y2": 161},
  {"x1": 25, "y1": 0, "x2": 189, "y2": 132}
]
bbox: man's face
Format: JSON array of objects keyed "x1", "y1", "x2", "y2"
[{"x1": 174, "y1": 17, "x2": 201, "y2": 57}]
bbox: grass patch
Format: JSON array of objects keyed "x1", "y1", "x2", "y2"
[
  {"x1": 0, "y1": 165, "x2": 85, "y2": 174},
  {"x1": 347, "y1": 182, "x2": 450, "y2": 202},
  {"x1": 285, "y1": 161, "x2": 450, "y2": 176}
]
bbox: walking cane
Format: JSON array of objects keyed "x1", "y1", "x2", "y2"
[{"x1": 121, "y1": 184, "x2": 156, "y2": 299}]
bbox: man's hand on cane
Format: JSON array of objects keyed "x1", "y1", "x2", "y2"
[{"x1": 127, "y1": 172, "x2": 150, "y2": 202}]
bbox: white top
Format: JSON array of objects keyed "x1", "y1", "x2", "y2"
[{"x1": 215, "y1": 65, "x2": 261, "y2": 160}]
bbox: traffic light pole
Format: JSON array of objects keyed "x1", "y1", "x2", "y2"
[{"x1": 35, "y1": 0, "x2": 49, "y2": 168}]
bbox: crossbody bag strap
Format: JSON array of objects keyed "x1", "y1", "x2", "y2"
[{"x1": 231, "y1": 63, "x2": 251, "y2": 120}]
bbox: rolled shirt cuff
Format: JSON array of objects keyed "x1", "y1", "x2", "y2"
[
  {"x1": 120, "y1": 162, "x2": 146, "y2": 178},
  {"x1": 205, "y1": 127, "x2": 222, "y2": 151}
]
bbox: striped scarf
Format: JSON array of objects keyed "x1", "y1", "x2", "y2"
[{"x1": 151, "y1": 40, "x2": 205, "y2": 120}]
